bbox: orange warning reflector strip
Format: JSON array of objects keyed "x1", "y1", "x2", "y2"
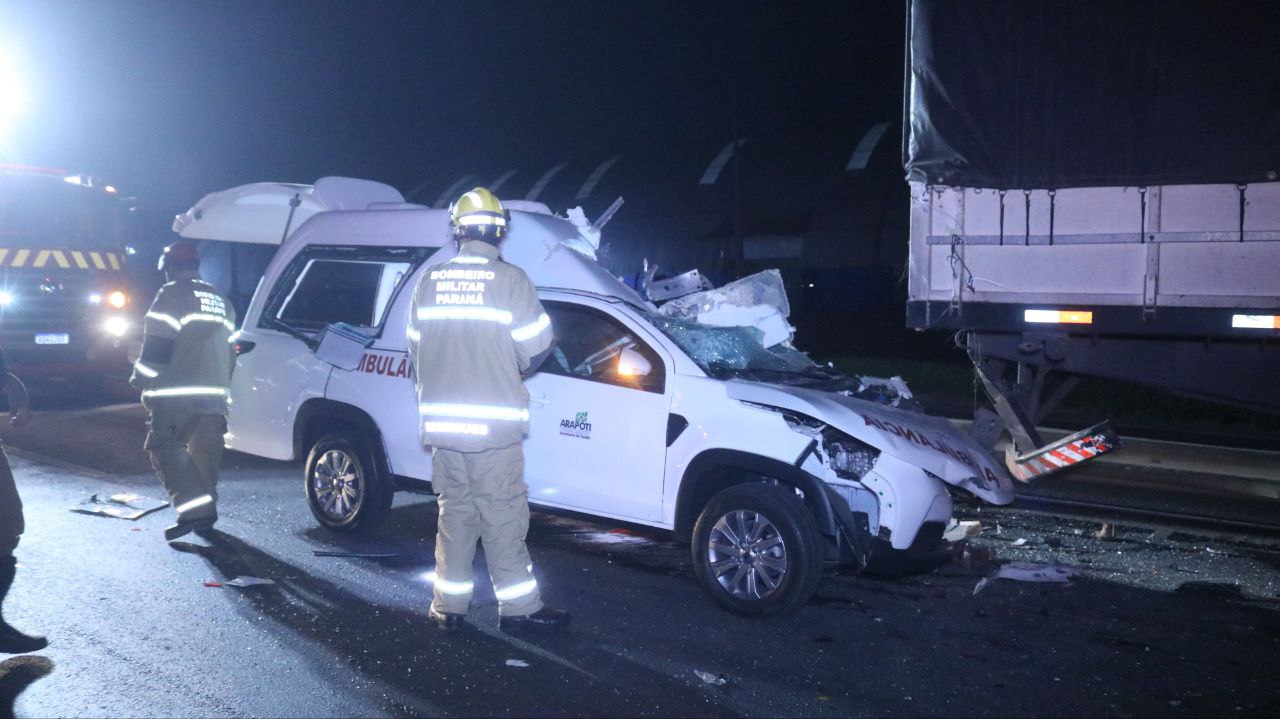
[
  {"x1": 1232, "y1": 314, "x2": 1280, "y2": 329},
  {"x1": 1024, "y1": 309, "x2": 1094, "y2": 325}
]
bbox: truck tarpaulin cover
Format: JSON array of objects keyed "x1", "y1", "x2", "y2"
[{"x1": 904, "y1": 0, "x2": 1280, "y2": 189}]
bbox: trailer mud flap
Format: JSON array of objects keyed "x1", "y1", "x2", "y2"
[{"x1": 1004, "y1": 421, "x2": 1121, "y2": 482}]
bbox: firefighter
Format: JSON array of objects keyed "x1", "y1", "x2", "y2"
[
  {"x1": 0, "y1": 351, "x2": 46, "y2": 654},
  {"x1": 129, "y1": 240, "x2": 236, "y2": 542},
  {"x1": 406, "y1": 187, "x2": 568, "y2": 633}
]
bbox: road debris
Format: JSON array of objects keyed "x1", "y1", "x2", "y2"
[
  {"x1": 694, "y1": 670, "x2": 729, "y2": 686},
  {"x1": 1011, "y1": 538, "x2": 1028, "y2": 547},
  {"x1": 505, "y1": 659, "x2": 529, "y2": 668},
  {"x1": 974, "y1": 562, "x2": 1075, "y2": 594},
  {"x1": 220, "y1": 576, "x2": 276, "y2": 588},
  {"x1": 1095, "y1": 523, "x2": 1116, "y2": 540},
  {"x1": 203, "y1": 580, "x2": 224, "y2": 588},
  {"x1": 951, "y1": 541, "x2": 997, "y2": 570},
  {"x1": 943, "y1": 519, "x2": 983, "y2": 542},
  {"x1": 71, "y1": 492, "x2": 168, "y2": 520}
]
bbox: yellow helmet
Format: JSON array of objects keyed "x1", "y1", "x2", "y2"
[{"x1": 449, "y1": 187, "x2": 508, "y2": 242}]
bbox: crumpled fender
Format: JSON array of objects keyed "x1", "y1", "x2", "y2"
[{"x1": 725, "y1": 379, "x2": 1014, "y2": 504}]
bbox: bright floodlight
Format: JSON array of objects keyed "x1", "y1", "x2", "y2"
[{"x1": 0, "y1": 49, "x2": 26, "y2": 133}]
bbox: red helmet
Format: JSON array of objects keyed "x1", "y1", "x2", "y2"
[{"x1": 158, "y1": 239, "x2": 200, "y2": 273}]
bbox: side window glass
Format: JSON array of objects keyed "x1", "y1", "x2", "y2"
[
  {"x1": 542, "y1": 302, "x2": 664, "y2": 394},
  {"x1": 266, "y1": 257, "x2": 412, "y2": 330}
]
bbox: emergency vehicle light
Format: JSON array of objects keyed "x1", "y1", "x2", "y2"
[
  {"x1": 1024, "y1": 309, "x2": 1093, "y2": 325},
  {"x1": 1232, "y1": 314, "x2": 1280, "y2": 329},
  {"x1": 0, "y1": 291, "x2": 12, "y2": 307}
]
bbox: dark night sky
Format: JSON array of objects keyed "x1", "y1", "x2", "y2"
[{"x1": 1, "y1": 1, "x2": 904, "y2": 241}]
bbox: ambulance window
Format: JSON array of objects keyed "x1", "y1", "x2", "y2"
[
  {"x1": 541, "y1": 302, "x2": 664, "y2": 394},
  {"x1": 270, "y1": 258, "x2": 412, "y2": 329}
]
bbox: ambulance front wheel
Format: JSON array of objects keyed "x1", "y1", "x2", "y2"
[{"x1": 305, "y1": 432, "x2": 394, "y2": 532}]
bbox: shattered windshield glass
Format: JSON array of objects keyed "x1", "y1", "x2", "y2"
[{"x1": 645, "y1": 313, "x2": 842, "y2": 384}]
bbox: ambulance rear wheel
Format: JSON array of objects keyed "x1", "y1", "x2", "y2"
[{"x1": 305, "y1": 432, "x2": 393, "y2": 532}]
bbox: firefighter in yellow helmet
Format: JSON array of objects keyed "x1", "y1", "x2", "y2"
[
  {"x1": 129, "y1": 240, "x2": 236, "y2": 542},
  {"x1": 405, "y1": 187, "x2": 568, "y2": 632}
]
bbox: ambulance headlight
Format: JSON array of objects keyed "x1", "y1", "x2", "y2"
[
  {"x1": 824, "y1": 430, "x2": 880, "y2": 480},
  {"x1": 103, "y1": 316, "x2": 129, "y2": 337}
]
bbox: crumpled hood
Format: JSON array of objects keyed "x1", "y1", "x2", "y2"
[{"x1": 726, "y1": 379, "x2": 1014, "y2": 504}]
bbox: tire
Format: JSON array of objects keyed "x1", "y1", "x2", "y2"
[
  {"x1": 304, "y1": 432, "x2": 394, "y2": 532},
  {"x1": 691, "y1": 482, "x2": 823, "y2": 617}
]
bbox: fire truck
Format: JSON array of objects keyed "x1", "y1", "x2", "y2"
[{"x1": 0, "y1": 164, "x2": 138, "y2": 386}]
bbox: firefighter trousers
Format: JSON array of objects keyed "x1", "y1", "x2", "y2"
[
  {"x1": 430, "y1": 443, "x2": 543, "y2": 617},
  {"x1": 145, "y1": 407, "x2": 225, "y2": 523},
  {"x1": 0, "y1": 447, "x2": 22, "y2": 557}
]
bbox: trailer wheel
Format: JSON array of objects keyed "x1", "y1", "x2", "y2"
[
  {"x1": 305, "y1": 432, "x2": 393, "y2": 532},
  {"x1": 691, "y1": 482, "x2": 822, "y2": 617}
]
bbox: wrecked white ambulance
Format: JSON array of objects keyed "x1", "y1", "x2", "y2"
[{"x1": 176, "y1": 177, "x2": 1015, "y2": 616}]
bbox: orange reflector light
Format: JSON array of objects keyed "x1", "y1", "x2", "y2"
[
  {"x1": 1232, "y1": 314, "x2": 1280, "y2": 329},
  {"x1": 107, "y1": 290, "x2": 128, "y2": 309},
  {"x1": 1024, "y1": 309, "x2": 1093, "y2": 325}
]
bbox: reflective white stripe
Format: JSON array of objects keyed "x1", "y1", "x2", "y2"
[
  {"x1": 511, "y1": 313, "x2": 551, "y2": 342},
  {"x1": 133, "y1": 362, "x2": 159, "y2": 378},
  {"x1": 405, "y1": 326, "x2": 421, "y2": 343},
  {"x1": 425, "y1": 571, "x2": 475, "y2": 595},
  {"x1": 493, "y1": 578, "x2": 538, "y2": 602},
  {"x1": 145, "y1": 311, "x2": 181, "y2": 331},
  {"x1": 424, "y1": 421, "x2": 490, "y2": 436},
  {"x1": 450, "y1": 256, "x2": 491, "y2": 265},
  {"x1": 416, "y1": 306, "x2": 513, "y2": 324},
  {"x1": 174, "y1": 494, "x2": 213, "y2": 515},
  {"x1": 142, "y1": 386, "x2": 229, "y2": 398},
  {"x1": 526, "y1": 564, "x2": 533, "y2": 573},
  {"x1": 420, "y1": 403, "x2": 529, "y2": 421},
  {"x1": 180, "y1": 313, "x2": 235, "y2": 331},
  {"x1": 456, "y1": 214, "x2": 506, "y2": 227}
]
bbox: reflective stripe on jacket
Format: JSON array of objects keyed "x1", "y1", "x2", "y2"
[
  {"x1": 406, "y1": 241, "x2": 553, "y2": 452},
  {"x1": 129, "y1": 272, "x2": 237, "y2": 414}
]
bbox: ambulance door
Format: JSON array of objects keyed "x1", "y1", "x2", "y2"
[{"x1": 523, "y1": 300, "x2": 670, "y2": 523}]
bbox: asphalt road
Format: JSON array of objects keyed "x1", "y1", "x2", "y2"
[{"x1": 2, "y1": 388, "x2": 1279, "y2": 717}]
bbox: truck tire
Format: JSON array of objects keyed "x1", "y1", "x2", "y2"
[
  {"x1": 304, "y1": 432, "x2": 393, "y2": 532},
  {"x1": 691, "y1": 482, "x2": 823, "y2": 617}
]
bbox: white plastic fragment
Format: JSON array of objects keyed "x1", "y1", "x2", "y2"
[
  {"x1": 973, "y1": 562, "x2": 1074, "y2": 594},
  {"x1": 1011, "y1": 538, "x2": 1028, "y2": 547},
  {"x1": 694, "y1": 670, "x2": 728, "y2": 686},
  {"x1": 505, "y1": 659, "x2": 529, "y2": 668},
  {"x1": 560, "y1": 206, "x2": 602, "y2": 260},
  {"x1": 942, "y1": 519, "x2": 983, "y2": 542}
]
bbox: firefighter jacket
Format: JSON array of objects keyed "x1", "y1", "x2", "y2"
[
  {"x1": 406, "y1": 241, "x2": 553, "y2": 452},
  {"x1": 129, "y1": 272, "x2": 236, "y2": 414}
]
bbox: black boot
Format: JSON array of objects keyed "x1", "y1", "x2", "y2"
[
  {"x1": 499, "y1": 607, "x2": 571, "y2": 634},
  {"x1": 0, "y1": 557, "x2": 47, "y2": 654}
]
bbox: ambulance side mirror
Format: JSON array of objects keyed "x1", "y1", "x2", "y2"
[{"x1": 617, "y1": 347, "x2": 652, "y2": 378}]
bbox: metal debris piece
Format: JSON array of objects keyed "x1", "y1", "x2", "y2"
[
  {"x1": 694, "y1": 670, "x2": 729, "y2": 686},
  {"x1": 505, "y1": 659, "x2": 529, "y2": 668},
  {"x1": 223, "y1": 576, "x2": 275, "y2": 588},
  {"x1": 71, "y1": 492, "x2": 168, "y2": 521}
]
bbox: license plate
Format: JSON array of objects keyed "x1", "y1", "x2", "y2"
[{"x1": 34, "y1": 333, "x2": 70, "y2": 345}]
